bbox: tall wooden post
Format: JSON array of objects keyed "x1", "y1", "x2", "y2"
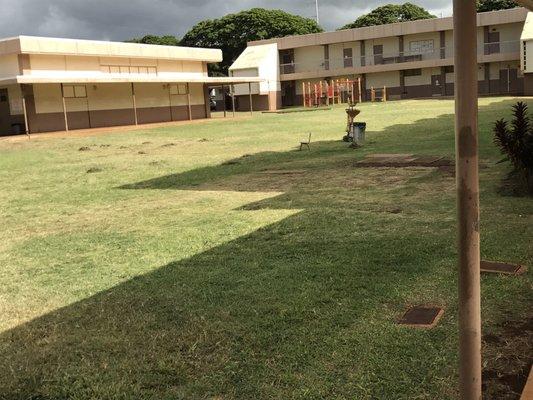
[
  {"x1": 131, "y1": 83, "x2": 138, "y2": 125},
  {"x1": 454, "y1": 1, "x2": 482, "y2": 399},
  {"x1": 187, "y1": 83, "x2": 192, "y2": 121},
  {"x1": 248, "y1": 82, "x2": 253, "y2": 116},
  {"x1": 383, "y1": 86, "x2": 387, "y2": 102},
  {"x1": 60, "y1": 83, "x2": 69, "y2": 132},
  {"x1": 358, "y1": 77, "x2": 362, "y2": 103},
  {"x1": 302, "y1": 82, "x2": 306, "y2": 107}
]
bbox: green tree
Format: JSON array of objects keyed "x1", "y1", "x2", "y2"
[
  {"x1": 127, "y1": 35, "x2": 180, "y2": 46},
  {"x1": 180, "y1": 8, "x2": 323, "y2": 75},
  {"x1": 340, "y1": 3, "x2": 436, "y2": 30},
  {"x1": 476, "y1": 0, "x2": 518, "y2": 12}
]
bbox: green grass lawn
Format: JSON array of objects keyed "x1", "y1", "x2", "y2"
[{"x1": 0, "y1": 98, "x2": 531, "y2": 399}]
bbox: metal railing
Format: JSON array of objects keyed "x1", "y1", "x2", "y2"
[{"x1": 279, "y1": 40, "x2": 520, "y2": 75}]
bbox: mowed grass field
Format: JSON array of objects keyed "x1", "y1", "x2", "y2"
[{"x1": 0, "y1": 98, "x2": 531, "y2": 399}]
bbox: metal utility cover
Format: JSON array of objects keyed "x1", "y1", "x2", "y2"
[
  {"x1": 398, "y1": 306, "x2": 444, "y2": 328},
  {"x1": 481, "y1": 261, "x2": 526, "y2": 275}
]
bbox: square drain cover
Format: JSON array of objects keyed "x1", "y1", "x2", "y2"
[
  {"x1": 398, "y1": 306, "x2": 444, "y2": 328},
  {"x1": 481, "y1": 260, "x2": 526, "y2": 275}
]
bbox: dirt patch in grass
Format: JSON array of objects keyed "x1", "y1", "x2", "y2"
[
  {"x1": 78, "y1": 146, "x2": 91, "y2": 152},
  {"x1": 86, "y1": 167, "x2": 103, "y2": 173},
  {"x1": 482, "y1": 316, "x2": 533, "y2": 399}
]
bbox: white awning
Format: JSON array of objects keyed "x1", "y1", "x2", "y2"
[{"x1": 8, "y1": 74, "x2": 263, "y2": 85}]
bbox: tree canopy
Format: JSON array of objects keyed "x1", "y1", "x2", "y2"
[
  {"x1": 127, "y1": 35, "x2": 180, "y2": 46},
  {"x1": 180, "y1": 8, "x2": 323, "y2": 75},
  {"x1": 340, "y1": 3, "x2": 436, "y2": 30},
  {"x1": 476, "y1": 0, "x2": 518, "y2": 12}
]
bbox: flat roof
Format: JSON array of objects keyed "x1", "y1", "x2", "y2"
[
  {"x1": 0, "y1": 35, "x2": 222, "y2": 63},
  {"x1": 248, "y1": 7, "x2": 528, "y2": 50},
  {"x1": 0, "y1": 74, "x2": 261, "y2": 85}
]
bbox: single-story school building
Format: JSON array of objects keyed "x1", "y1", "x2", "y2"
[
  {"x1": 0, "y1": 36, "x2": 260, "y2": 135},
  {"x1": 230, "y1": 7, "x2": 533, "y2": 110}
]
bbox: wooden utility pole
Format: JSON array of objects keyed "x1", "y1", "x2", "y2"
[{"x1": 454, "y1": 1, "x2": 482, "y2": 399}]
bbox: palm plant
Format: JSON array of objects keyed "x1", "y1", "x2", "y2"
[{"x1": 493, "y1": 101, "x2": 533, "y2": 194}]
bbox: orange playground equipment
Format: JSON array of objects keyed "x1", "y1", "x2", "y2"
[{"x1": 302, "y1": 78, "x2": 362, "y2": 107}]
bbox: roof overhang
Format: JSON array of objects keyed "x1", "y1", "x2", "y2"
[
  {"x1": 0, "y1": 36, "x2": 223, "y2": 63},
  {"x1": 7, "y1": 75, "x2": 262, "y2": 85}
]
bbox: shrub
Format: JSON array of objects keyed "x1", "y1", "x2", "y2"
[{"x1": 493, "y1": 101, "x2": 533, "y2": 194}]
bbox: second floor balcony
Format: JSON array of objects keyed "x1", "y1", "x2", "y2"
[{"x1": 279, "y1": 40, "x2": 520, "y2": 76}]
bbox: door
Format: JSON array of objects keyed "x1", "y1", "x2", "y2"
[
  {"x1": 373, "y1": 45, "x2": 383, "y2": 65},
  {"x1": 281, "y1": 81, "x2": 296, "y2": 107},
  {"x1": 0, "y1": 89, "x2": 12, "y2": 135},
  {"x1": 431, "y1": 75, "x2": 443, "y2": 96}
]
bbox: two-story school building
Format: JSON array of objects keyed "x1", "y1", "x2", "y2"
[
  {"x1": 0, "y1": 36, "x2": 260, "y2": 135},
  {"x1": 230, "y1": 7, "x2": 533, "y2": 110}
]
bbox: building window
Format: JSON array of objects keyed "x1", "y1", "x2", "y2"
[
  {"x1": 101, "y1": 65, "x2": 157, "y2": 75},
  {"x1": 343, "y1": 48, "x2": 353, "y2": 68},
  {"x1": 63, "y1": 85, "x2": 87, "y2": 98},
  {"x1": 444, "y1": 66, "x2": 454, "y2": 74},
  {"x1": 404, "y1": 69, "x2": 422, "y2": 77},
  {"x1": 409, "y1": 40, "x2": 434, "y2": 54}
]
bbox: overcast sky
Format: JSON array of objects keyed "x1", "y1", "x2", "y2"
[{"x1": 0, "y1": 0, "x2": 453, "y2": 42}]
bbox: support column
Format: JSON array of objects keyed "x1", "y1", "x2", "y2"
[
  {"x1": 398, "y1": 35, "x2": 404, "y2": 63},
  {"x1": 222, "y1": 85, "x2": 227, "y2": 118},
  {"x1": 187, "y1": 83, "x2": 192, "y2": 121},
  {"x1": 453, "y1": 1, "x2": 482, "y2": 399},
  {"x1": 22, "y1": 96, "x2": 29, "y2": 137},
  {"x1": 231, "y1": 85, "x2": 236, "y2": 117},
  {"x1": 60, "y1": 83, "x2": 69, "y2": 132},
  {"x1": 131, "y1": 83, "x2": 138, "y2": 125},
  {"x1": 248, "y1": 82, "x2": 253, "y2": 116}
]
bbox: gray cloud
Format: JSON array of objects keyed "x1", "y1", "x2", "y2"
[{"x1": 0, "y1": 0, "x2": 453, "y2": 41}]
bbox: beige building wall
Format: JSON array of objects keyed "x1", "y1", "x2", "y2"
[
  {"x1": 404, "y1": 68, "x2": 432, "y2": 86},
  {"x1": 365, "y1": 36, "x2": 399, "y2": 58},
  {"x1": 26, "y1": 54, "x2": 206, "y2": 79},
  {"x1": 0, "y1": 54, "x2": 20, "y2": 80},
  {"x1": 365, "y1": 70, "x2": 400, "y2": 89},
  {"x1": 329, "y1": 41, "x2": 361, "y2": 69},
  {"x1": 294, "y1": 46, "x2": 324, "y2": 72},
  {"x1": 32, "y1": 82, "x2": 205, "y2": 114}
]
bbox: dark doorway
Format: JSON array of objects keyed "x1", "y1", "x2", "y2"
[
  {"x1": 431, "y1": 75, "x2": 443, "y2": 96},
  {"x1": 499, "y1": 68, "x2": 519, "y2": 94},
  {"x1": 281, "y1": 81, "x2": 296, "y2": 107},
  {"x1": 0, "y1": 89, "x2": 12, "y2": 135}
]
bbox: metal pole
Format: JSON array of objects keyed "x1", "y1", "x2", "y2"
[
  {"x1": 248, "y1": 82, "x2": 253, "y2": 116},
  {"x1": 60, "y1": 83, "x2": 69, "y2": 132},
  {"x1": 453, "y1": 1, "x2": 482, "y2": 399},
  {"x1": 187, "y1": 83, "x2": 192, "y2": 121},
  {"x1": 315, "y1": 0, "x2": 320, "y2": 25},
  {"x1": 231, "y1": 84, "x2": 236, "y2": 118},
  {"x1": 131, "y1": 83, "x2": 138, "y2": 125}
]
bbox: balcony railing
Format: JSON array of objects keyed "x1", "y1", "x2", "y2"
[{"x1": 279, "y1": 40, "x2": 520, "y2": 75}]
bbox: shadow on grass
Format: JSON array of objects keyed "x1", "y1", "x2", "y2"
[{"x1": 0, "y1": 98, "x2": 530, "y2": 399}]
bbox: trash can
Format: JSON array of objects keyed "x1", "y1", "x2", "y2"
[{"x1": 353, "y1": 122, "x2": 366, "y2": 145}]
